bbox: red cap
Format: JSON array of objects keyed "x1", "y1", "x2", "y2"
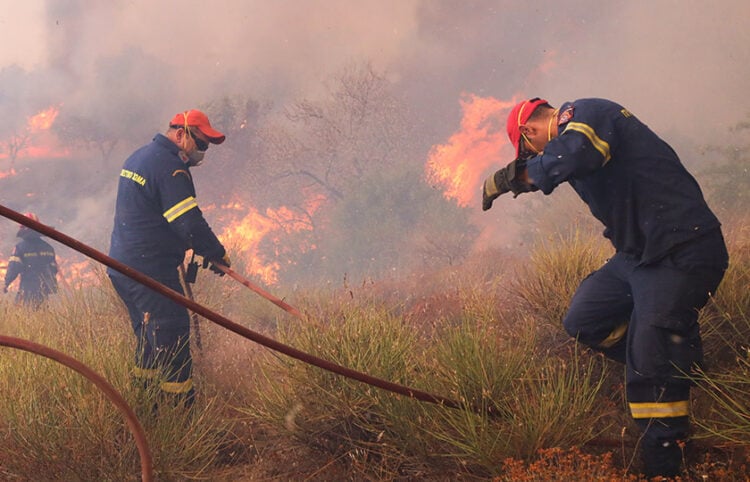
[
  {"x1": 170, "y1": 109, "x2": 226, "y2": 144},
  {"x1": 506, "y1": 98, "x2": 548, "y2": 157}
]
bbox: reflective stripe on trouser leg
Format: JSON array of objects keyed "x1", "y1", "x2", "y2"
[
  {"x1": 629, "y1": 400, "x2": 689, "y2": 419},
  {"x1": 133, "y1": 366, "x2": 160, "y2": 380},
  {"x1": 596, "y1": 321, "x2": 628, "y2": 348},
  {"x1": 161, "y1": 378, "x2": 194, "y2": 394}
]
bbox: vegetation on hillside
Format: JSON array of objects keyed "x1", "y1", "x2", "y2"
[{"x1": 0, "y1": 222, "x2": 748, "y2": 480}]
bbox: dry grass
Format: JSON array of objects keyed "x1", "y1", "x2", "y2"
[{"x1": 0, "y1": 225, "x2": 748, "y2": 480}]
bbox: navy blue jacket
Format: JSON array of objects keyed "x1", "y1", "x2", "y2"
[
  {"x1": 108, "y1": 134, "x2": 225, "y2": 275},
  {"x1": 5, "y1": 228, "x2": 58, "y2": 301},
  {"x1": 526, "y1": 98, "x2": 722, "y2": 265}
]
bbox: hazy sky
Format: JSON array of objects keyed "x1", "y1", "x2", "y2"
[{"x1": 1, "y1": 0, "x2": 747, "y2": 143}]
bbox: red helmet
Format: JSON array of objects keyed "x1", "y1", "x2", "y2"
[
  {"x1": 506, "y1": 98, "x2": 549, "y2": 158},
  {"x1": 19, "y1": 212, "x2": 39, "y2": 228}
]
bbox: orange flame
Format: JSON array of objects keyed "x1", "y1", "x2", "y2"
[
  {"x1": 220, "y1": 205, "x2": 282, "y2": 284},
  {"x1": 0, "y1": 104, "x2": 70, "y2": 160},
  {"x1": 59, "y1": 259, "x2": 99, "y2": 289},
  {"x1": 425, "y1": 94, "x2": 517, "y2": 207},
  {"x1": 28, "y1": 105, "x2": 60, "y2": 131},
  {"x1": 216, "y1": 197, "x2": 321, "y2": 285}
]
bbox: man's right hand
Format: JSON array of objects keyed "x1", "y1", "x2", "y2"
[{"x1": 207, "y1": 253, "x2": 231, "y2": 276}]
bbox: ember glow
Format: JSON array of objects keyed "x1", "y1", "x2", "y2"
[{"x1": 425, "y1": 94, "x2": 517, "y2": 207}]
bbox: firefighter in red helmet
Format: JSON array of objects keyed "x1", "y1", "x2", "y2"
[
  {"x1": 3, "y1": 212, "x2": 58, "y2": 309},
  {"x1": 483, "y1": 97, "x2": 728, "y2": 477}
]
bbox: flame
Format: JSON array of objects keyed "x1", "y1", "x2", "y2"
[
  {"x1": 28, "y1": 105, "x2": 60, "y2": 131},
  {"x1": 59, "y1": 259, "x2": 99, "y2": 289},
  {"x1": 0, "y1": 104, "x2": 70, "y2": 160},
  {"x1": 425, "y1": 94, "x2": 517, "y2": 207},
  {"x1": 216, "y1": 196, "x2": 321, "y2": 285},
  {"x1": 220, "y1": 205, "x2": 281, "y2": 284}
]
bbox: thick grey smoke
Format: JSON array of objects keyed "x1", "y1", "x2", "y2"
[
  {"x1": 22, "y1": 0, "x2": 748, "y2": 141},
  {"x1": 0, "y1": 0, "x2": 747, "y2": 275}
]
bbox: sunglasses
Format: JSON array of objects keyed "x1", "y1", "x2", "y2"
[
  {"x1": 518, "y1": 134, "x2": 536, "y2": 159},
  {"x1": 188, "y1": 130, "x2": 210, "y2": 151}
]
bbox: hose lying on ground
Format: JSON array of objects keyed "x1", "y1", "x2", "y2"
[
  {"x1": 0, "y1": 335, "x2": 153, "y2": 482},
  {"x1": 0, "y1": 204, "x2": 466, "y2": 412}
]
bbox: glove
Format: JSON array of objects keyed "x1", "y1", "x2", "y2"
[
  {"x1": 204, "y1": 253, "x2": 231, "y2": 276},
  {"x1": 2, "y1": 285, "x2": 7, "y2": 294},
  {"x1": 481, "y1": 157, "x2": 538, "y2": 211}
]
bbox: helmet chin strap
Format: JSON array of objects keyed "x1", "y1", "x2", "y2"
[
  {"x1": 521, "y1": 132, "x2": 540, "y2": 155},
  {"x1": 547, "y1": 108, "x2": 559, "y2": 142},
  {"x1": 521, "y1": 108, "x2": 559, "y2": 155},
  {"x1": 180, "y1": 111, "x2": 195, "y2": 153}
]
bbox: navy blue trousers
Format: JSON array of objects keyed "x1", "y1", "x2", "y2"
[
  {"x1": 563, "y1": 231, "x2": 727, "y2": 447},
  {"x1": 109, "y1": 271, "x2": 194, "y2": 401}
]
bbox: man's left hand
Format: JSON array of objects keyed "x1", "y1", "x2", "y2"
[{"x1": 481, "y1": 158, "x2": 537, "y2": 211}]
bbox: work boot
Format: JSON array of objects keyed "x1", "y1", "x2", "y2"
[{"x1": 641, "y1": 437, "x2": 684, "y2": 478}]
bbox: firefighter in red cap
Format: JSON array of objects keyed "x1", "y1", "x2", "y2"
[
  {"x1": 482, "y1": 98, "x2": 728, "y2": 477},
  {"x1": 108, "y1": 109, "x2": 230, "y2": 409},
  {"x1": 3, "y1": 212, "x2": 58, "y2": 309}
]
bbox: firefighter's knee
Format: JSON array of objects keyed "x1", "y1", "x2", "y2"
[
  {"x1": 596, "y1": 322, "x2": 628, "y2": 350},
  {"x1": 562, "y1": 315, "x2": 580, "y2": 340}
]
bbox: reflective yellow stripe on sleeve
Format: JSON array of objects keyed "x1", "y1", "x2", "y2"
[
  {"x1": 629, "y1": 400, "x2": 689, "y2": 419},
  {"x1": 8, "y1": 256, "x2": 21, "y2": 263},
  {"x1": 564, "y1": 121, "x2": 612, "y2": 164},
  {"x1": 163, "y1": 196, "x2": 198, "y2": 223},
  {"x1": 161, "y1": 378, "x2": 194, "y2": 394}
]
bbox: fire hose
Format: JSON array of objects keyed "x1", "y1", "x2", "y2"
[
  {"x1": 0, "y1": 335, "x2": 153, "y2": 482},
  {"x1": 0, "y1": 204, "x2": 465, "y2": 412},
  {"x1": 215, "y1": 263, "x2": 303, "y2": 320}
]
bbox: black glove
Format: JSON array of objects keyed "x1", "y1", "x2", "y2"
[
  {"x1": 203, "y1": 253, "x2": 231, "y2": 276},
  {"x1": 481, "y1": 157, "x2": 538, "y2": 211}
]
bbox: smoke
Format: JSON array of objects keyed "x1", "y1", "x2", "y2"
[
  {"x1": 1, "y1": 1, "x2": 746, "y2": 136},
  {"x1": 0, "y1": 0, "x2": 747, "y2": 276}
]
